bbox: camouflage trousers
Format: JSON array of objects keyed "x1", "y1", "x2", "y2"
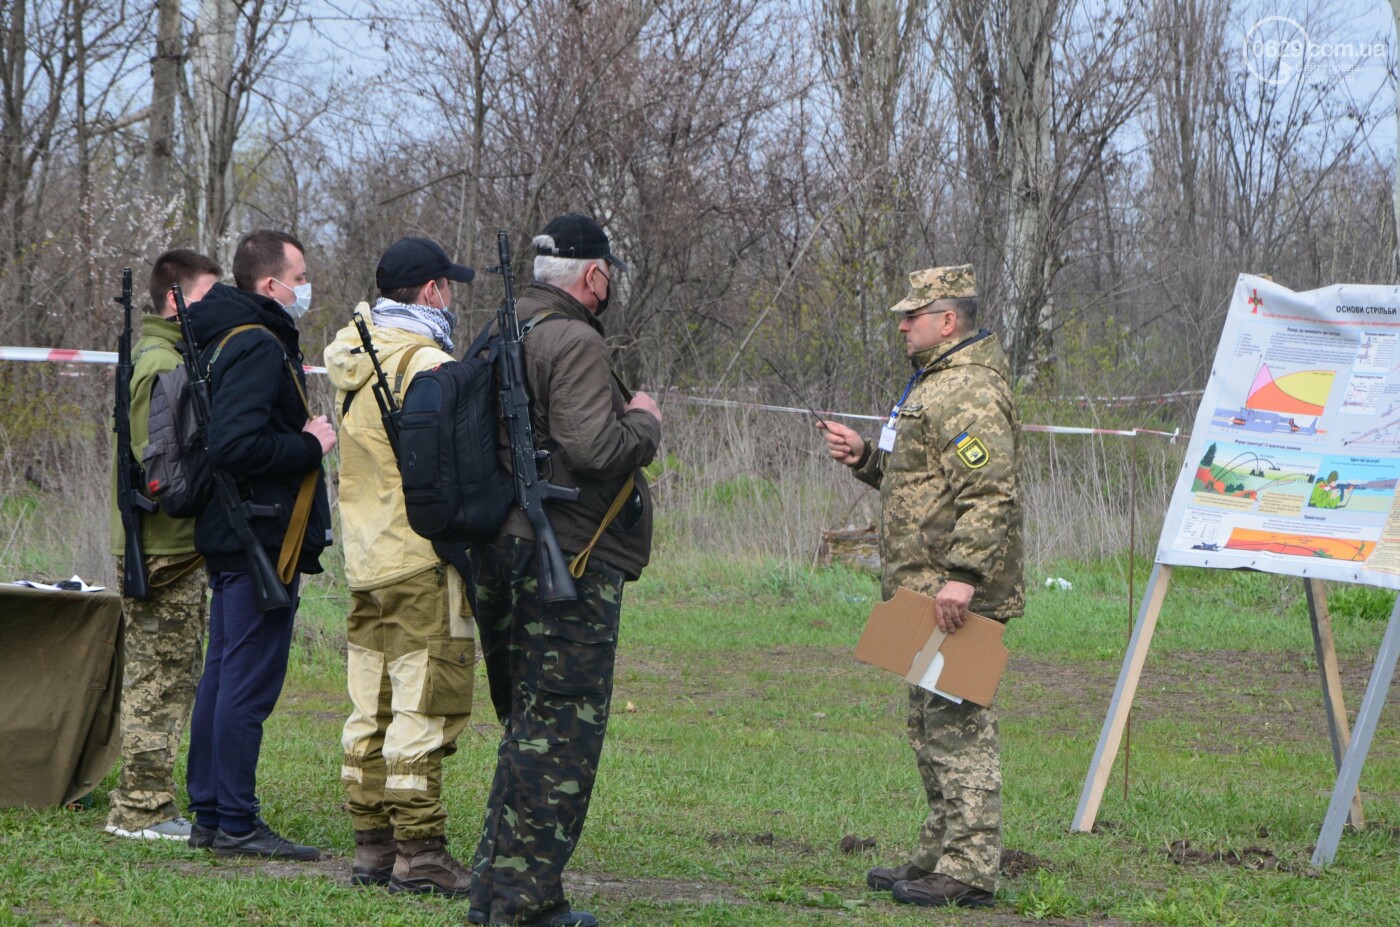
[
  {"x1": 469, "y1": 534, "x2": 624, "y2": 925},
  {"x1": 341, "y1": 563, "x2": 475, "y2": 840},
  {"x1": 906, "y1": 684, "x2": 1002, "y2": 893},
  {"x1": 107, "y1": 555, "x2": 207, "y2": 830}
]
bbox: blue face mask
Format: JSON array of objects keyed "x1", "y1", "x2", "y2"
[{"x1": 273, "y1": 279, "x2": 313, "y2": 319}]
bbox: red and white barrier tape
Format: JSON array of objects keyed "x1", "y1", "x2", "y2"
[
  {"x1": 0, "y1": 345, "x2": 327, "y2": 374},
  {"x1": 0, "y1": 346, "x2": 118, "y2": 365},
  {"x1": 666, "y1": 395, "x2": 1186, "y2": 440},
  {"x1": 1, "y1": 346, "x2": 1184, "y2": 440},
  {"x1": 1046, "y1": 387, "x2": 1204, "y2": 407}
]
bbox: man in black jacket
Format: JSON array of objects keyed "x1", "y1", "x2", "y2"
[{"x1": 183, "y1": 229, "x2": 336, "y2": 860}]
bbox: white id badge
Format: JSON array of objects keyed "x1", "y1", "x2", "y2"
[{"x1": 878, "y1": 421, "x2": 898, "y2": 452}]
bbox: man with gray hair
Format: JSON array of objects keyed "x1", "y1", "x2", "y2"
[{"x1": 467, "y1": 214, "x2": 661, "y2": 927}]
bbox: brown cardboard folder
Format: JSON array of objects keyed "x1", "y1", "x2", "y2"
[{"x1": 853, "y1": 587, "x2": 1008, "y2": 706}]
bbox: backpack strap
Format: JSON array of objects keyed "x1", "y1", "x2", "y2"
[
  {"x1": 393, "y1": 344, "x2": 429, "y2": 395},
  {"x1": 207, "y1": 324, "x2": 272, "y2": 369},
  {"x1": 341, "y1": 342, "x2": 431, "y2": 420}
]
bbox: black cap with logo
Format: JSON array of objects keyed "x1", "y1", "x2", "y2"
[
  {"x1": 376, "y1": 237, "x2": 476, "y2": 290},
  {"x1": 534, "y1": 214, "x2": 628, "y2": 273}
]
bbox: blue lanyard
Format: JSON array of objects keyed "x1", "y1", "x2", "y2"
[{"x1": 887, "y1": 372, "x2": 923, "y2": 422}]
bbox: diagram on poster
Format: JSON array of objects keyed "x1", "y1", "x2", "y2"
[{"x1": 1158, "y1": 274, "x2": 1400, "y2": 588}]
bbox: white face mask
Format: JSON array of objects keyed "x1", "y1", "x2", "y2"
[{"x1": 273, "y1": 278, "x2": 312, "y2": 319}]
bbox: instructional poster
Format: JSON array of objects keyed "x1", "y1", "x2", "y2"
[{"x1": 1158, "y1": 274, "x2": 1400, "y2": 589}]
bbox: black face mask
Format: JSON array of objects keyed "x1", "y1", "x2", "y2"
[{"x1": 593, "y1": 268, "x2": 612, "y2": 315}]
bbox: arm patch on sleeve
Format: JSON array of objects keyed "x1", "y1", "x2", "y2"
[{"x1": 955, "y1": 432, "x2": 990, "y2": 469}]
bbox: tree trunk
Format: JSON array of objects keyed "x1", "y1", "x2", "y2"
[
  {"x1": 190, "y1": 0, "x2": 236, "y2": 261},
  {"x1": 1391, "y1": 1, "x2": 1400, "y2": 282},
  {"x1": 147, "y1": 0, "x2": 183, "y2": 233},
  {"x1": 1000, "y1": 0, "x2": 1057, "y2": 382}
]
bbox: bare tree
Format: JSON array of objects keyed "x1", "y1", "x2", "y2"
[
  {"x1": 943, "y1": 0, "x2": 1156, "y2": 382},
  {"x1": 147, "y1": 0, "x2": 183, "y2": 212}
]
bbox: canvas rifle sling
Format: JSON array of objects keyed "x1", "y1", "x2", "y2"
[{"x1": 278, "y1": 353, "x2": 321, "y2": 584}]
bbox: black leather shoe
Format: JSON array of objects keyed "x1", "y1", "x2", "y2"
[
  {"x1": 467, "y1": 909, "x2": 487, "y2": 925},
  {"x1": 892, "y1": 873, "x2": 995, "y2": 908},
  {"x1": 212, "y1": 823, "x2": 319, "y2": 861},
  {"x1": 866, "y1": 861, "x2": 930, "y2": 891}
]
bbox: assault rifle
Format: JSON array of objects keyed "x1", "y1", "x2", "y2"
[
  {"x1": 114, "y1": 267, "x2": 156, "y2": 599},
  {"x1": 350, "y1": 311, "x2": 405, "y2": 457},
  {"x1": 493, "y1": 230, "x2": 579, "y2": 604},
  {"x1": 172, "y1": 283, "x2": 290, "y2": 612}
]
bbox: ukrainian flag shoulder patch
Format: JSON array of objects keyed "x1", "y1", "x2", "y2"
[{"x1": 954, "y1": 432, "x2": 989, "y2": 469}]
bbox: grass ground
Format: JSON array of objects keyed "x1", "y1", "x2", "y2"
[{"x1": 2, "y1": 553, "x2": 1397, "y2": 926}]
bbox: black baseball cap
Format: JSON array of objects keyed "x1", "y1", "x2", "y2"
[
  {"x1": 535, "y1": 214, "x2": 629, "y2": 273},
  {"x1": 376, "y1": 237, "x2": 475, "y2": 290}
]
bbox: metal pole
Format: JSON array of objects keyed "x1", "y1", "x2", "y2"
[{"x1": 1311, "y1": 601, "x2": 1400, "y2": 867}]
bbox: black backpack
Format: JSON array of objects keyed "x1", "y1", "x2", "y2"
[{"x1": 397, "y1": 319, "x2": 556, "y2": 543}]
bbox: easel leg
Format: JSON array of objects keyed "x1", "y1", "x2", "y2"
[
  {"x1": 1311, "y1": 599, "x2": 1400, "y2": 867},
  {"x1": 1304, "y1": 579, "x2": 1364, "y2": 830},
  {"x1": 1072, "y1": 563, "x2": 1172, "y2": 833}
]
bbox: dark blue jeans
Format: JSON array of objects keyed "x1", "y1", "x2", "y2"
[{"x1": 186, "y1": 570, "x2": 299, "y2": 834}]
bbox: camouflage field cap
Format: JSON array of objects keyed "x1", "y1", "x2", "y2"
[{"x1": 888, "y1": 263, "x2": 977, "y2": 313}]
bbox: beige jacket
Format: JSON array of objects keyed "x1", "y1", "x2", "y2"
[{"x1": 325, "y1": 317, "x2": 452, "y2": 590}]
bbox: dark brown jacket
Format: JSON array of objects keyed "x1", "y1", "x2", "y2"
[{"x1": 497, "y1": 282, "x2": 660, "y2": 579}]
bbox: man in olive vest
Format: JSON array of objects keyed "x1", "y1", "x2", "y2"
[{"x1": 105, "y1": 249, "x2": 221, "y2": 841}]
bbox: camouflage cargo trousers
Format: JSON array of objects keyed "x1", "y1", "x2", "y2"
[
  {"x1": 469, "y1": 534, "x2": 624, "y2": 925},
  {"x1": 906, "y1": 684, "x2": 1002, "y2": 893},
  {"x1": 107, "y1": 555, "x2": 207, "y2": 830},
  {"x1": 341, "y1": 563, "x2": 475, "y2": 840}
]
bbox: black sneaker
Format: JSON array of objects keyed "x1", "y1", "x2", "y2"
[
  {"x1": 517, "y1": 903, "x2": 599, "y2": 927},
  {"x1": 212, "y1": 823, "x2": 319, "y2": 861},
  {"x1": 189, "y1": 822, "x2": 218, "y2": 850},
  {"x1": 191, "y1": 816, "x2": 264, "y2": 851}
]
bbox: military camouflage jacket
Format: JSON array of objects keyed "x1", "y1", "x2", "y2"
[{"x1": 853, "y1": 333, "x2": 1025, "y2": 620}]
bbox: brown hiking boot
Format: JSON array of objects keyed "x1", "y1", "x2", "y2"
[
  {"x1": 866, "y1": 862, "x2": 930, "y2": 891},
  {"x1": 892, "y1": 872, "x2": 995, "y2": 908},
  {"x1": 386, "y1": 836, "x2": 472, "y2": 897},
  {"x1": 350, "y1": 827, "x2": 395, "y2": 887}
]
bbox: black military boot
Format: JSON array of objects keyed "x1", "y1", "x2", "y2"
[
  {"x1": 350, "y1": 827, "x2": 395, "y2": 886},
  {"x1": 892, "y1": 872, "x2": 995, "y2": 908},
  {"x1": 387, "y1": 836, "x2": 472, "y2": 897},
  {"x1": 866, "y1": 861, "x2": 930, "y2": 891}
]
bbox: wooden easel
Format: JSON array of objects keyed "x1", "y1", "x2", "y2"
[{"x1": 1070, "y1": 563, "x2": 1398, "y2": 864}]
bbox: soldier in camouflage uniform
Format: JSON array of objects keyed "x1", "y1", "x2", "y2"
[
  {"x1": 105, "y1": 250, "x2": 221, "y2": 841},
  {"x1": 822, "y1": 264, "x2": 1024, "y2": 909},
  {"x1": 468, "y1": 215, "x2": 661, "y2": 927}
]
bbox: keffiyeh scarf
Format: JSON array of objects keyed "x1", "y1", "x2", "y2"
[{"x1": 370, "y1": 297, "x2": 457, "y2": 352}]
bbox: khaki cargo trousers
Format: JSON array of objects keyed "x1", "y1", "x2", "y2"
[{"x1": 341, "y1": 563, "x2": 476, "y2": 839}]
